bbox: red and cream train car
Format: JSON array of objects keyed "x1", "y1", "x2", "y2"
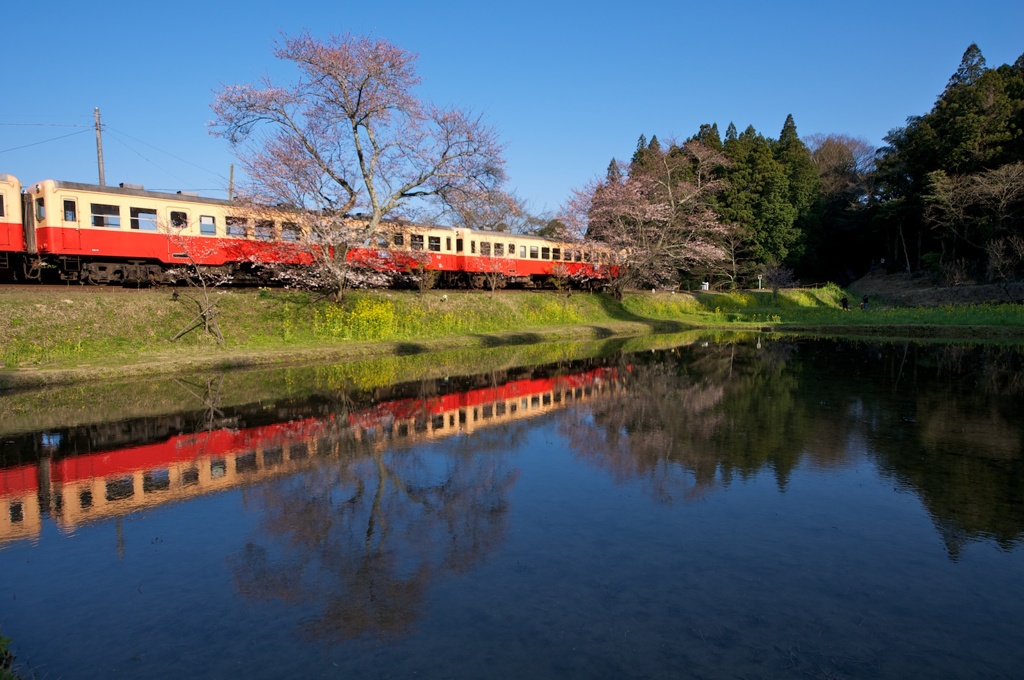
[
  {"x1": 0, "y1": 174, "x2": 25, "y2": 270},
  {"x1": 1, "y1": 174, "x2": 620, "y2": 287},
  {"x1": 352, "y1": 222, "x2": 619, "y2": 288},
  {"x1": 19, "y1": 178, "x2": 314, "y2": 284}
]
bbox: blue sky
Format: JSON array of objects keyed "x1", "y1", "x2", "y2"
[{"x1": 2, "y1": 1, "x2": 1022, "y2": 216}]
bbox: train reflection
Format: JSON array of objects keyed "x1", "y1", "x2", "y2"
[{"x1": 0, "y1": 366, "x2": 620, "y2": 546}]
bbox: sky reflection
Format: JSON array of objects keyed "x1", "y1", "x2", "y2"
[{"x1": 1, "y1": 337, "x2": 1022, "y2": 678}]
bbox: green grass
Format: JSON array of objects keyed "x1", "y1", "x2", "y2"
[
  {"x1": 623, "y1": 284, "x2": 1024, "y2": 334},
  {"x1": 0, "y1": 287, "x2": 636, "y2": 371},
  {"x1": 0, "y1": 631, "x2": 18, "y2": 680},
  {"x1": 3, "y1": 284, "x2": 1024, "y2": 381}
]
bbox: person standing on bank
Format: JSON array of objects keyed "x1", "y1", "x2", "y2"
[
  {"x1": 861, "y1": 295, "x2": 868, "y2": 310},
  {"x1": 841, "y1": 296, "x2": 849, "y2": 311}
]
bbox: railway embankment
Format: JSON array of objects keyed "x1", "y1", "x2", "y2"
[{"x1": 3, "y1": 282, "x2": 1024, "y2": 389}]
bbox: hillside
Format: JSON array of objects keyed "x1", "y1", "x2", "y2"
[{"x1": 849, "y1": 271, "x2": 1024, "y2": 307}]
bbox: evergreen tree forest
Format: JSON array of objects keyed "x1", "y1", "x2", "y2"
[{"x1": 573, "y1": 44, "x2": 1024, "y2": 290}]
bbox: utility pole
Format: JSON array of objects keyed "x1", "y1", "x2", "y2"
[
  {"x1": 94, "y1": 107, "x2": 106, "y2": 186},
  {"x1": 228, "y1": 163, "x2": 234, "y2": 201}
]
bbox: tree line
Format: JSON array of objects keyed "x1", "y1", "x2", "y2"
[
  {"x1": 213, "y1": 36, "x2": 1024, "y2": 296},
  {"x1": 566, "y1": 43, "x2": 1024, "y2": 293}
]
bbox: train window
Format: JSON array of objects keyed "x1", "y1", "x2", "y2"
[
  {"x1": 265, "y1": 447, "x2": 284, "y2": 467},
  {"x1": 226, "y1": 216, "x2": 248, "y2": 237},
  {"x1": 529, "y1": 246, "x2": 539, "y2": 259},
  {"x1": 428, "y1": 236, "x2": 441, "y2": 252},
  {"x1": 520, "y1": 245, "x2": 526, "y2": 258},
  {"x1": 508, "y1": 243, "x2": 514, "y2": 257},
  {"x1": 494, "y1": 243, "x2": 504, "y2": 257},
  {"x1": 36, "y1": 198, "x2": 46, "y2": 221},
  {"x1": 63, "y1": 199, "x2": 77, "y2": 222},
  {"x1": 552, "y1": 247, "x2": 560, "y2": 260},
  {"x1": 446, "y1": 237, "x2": 452, "y2": 251},
  {"x1": 410, "y1": 234, "x2": 424, "y2": 250},
  {"x1": 91, "y1": 203, "x2": 120, "y2": 228},
  {"x1": 236, "y1": 452, "x2": 257, "y2": 473},
  {"x1": 170, "y1": 211, "x2": 188, "y2": 229},
  {"x1": 255, "y1": 220, "x2": 274, "y2": 240},
  {"x1": 200, "y1": 215, "x2": 217, "y2": 235},
  {"x1": 541, "y1": 247, "x2": 550, "y2": 259},
  {"x1": 456, "y1": 238, "x2": 464, "y2": 253},
  {"x1": 0, "y1": 194, "x2": 4, "y2": 217},
  {"x1": 574, "y1": 250, "x2": 582, "y2": 262},
  {"x1": 130, "y1": 207, "x2": 158, "y2": 231},
  {"x1": 106, "y1": 477, "x2": 134, "y2": 502},
  {"x1": 376, "y1": 234, "x2": 389, "y2": 248},
  {"x1": 480, "y1": 241, "x2": 490, "y2": 256},
  {"x1": 143, "y1": 470, "x2": 171, "y2": 493},
  {"x1": 282, "y1": 223, "x2": 299, "y2": 241},
  {"x1": 471, "y1": 240, "x2": 476, "y2": 254},
  {"x1": 393, "y1": 233, "x2": 404, "y2": 247},
  {"x1": 583, "y1": 251, "x2": 591, "y2": 262},
  {"x1": 182, "y1": 467, "x2": 199, "y2": 486}
]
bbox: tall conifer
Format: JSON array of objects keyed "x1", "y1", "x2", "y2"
[{"x1": 774, "y1": 114, "x2": 820, "y2": 262}]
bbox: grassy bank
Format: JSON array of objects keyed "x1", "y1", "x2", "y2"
[
  {"x1": 3, "y1": 283, "x2": 1024, "y2": 387},
  {"x1": 0, "y1": 329, "x2": 718, "y2": 438}
]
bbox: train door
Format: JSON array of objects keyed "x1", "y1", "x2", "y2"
[
  {"x1": 0, "y1": 191, "x2": 9, "y2": 246},
  {"x1": 21, "y1": 194, "x2": 37, "y2": 254},
  {"x1": 0, "y1": 191, "x2": 8, "y2": 247},
  {"x1": 61, "y1": 197, "x2": 81, "y2": 249}
]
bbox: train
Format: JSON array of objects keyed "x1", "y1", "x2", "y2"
[{"x1": 0, "y1": 174, "x2": 619, "y2": 288}]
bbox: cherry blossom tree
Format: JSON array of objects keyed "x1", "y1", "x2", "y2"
[
  {"x1": 562, "y1": 140, "x2": 737, "y2": 297},
  {"x1": 441, "y1": 188, "x2": 538, "y2": 234},
  {"x1": 211, "y1": 32, "x2": 508, "y2": 298}
]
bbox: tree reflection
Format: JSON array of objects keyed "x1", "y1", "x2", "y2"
[
  {"x1": 230, "y1": 420, "x2": 519, "y2": 640},
  {"x1": 564, "y1": 338, "x2": 1024, "y2": 557},
  {"x1": 864, "y1": 342, "x2": 1024, "y2": 558},
  {"x1": 563, "y1": 341, "x2": 822, "y2": 502}
]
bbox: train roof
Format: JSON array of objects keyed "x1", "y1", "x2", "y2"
[{"x1": 28, "y1": 178, "x2": 237, "y2": 207}]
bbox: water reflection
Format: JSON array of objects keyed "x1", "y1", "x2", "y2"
[
  {"x1": 559, "y1": 339, "x2": 1024, "y2": 557},
  {"x1": 231, "y1": 428, "x2": 520, "y2": 640},
  {"x1": 3, "y1": 340, "x2": 1023, "y2": 561},
  {"x1": 564, "y1": 341, "x2": 809, "y2": 502},
  {"x1": 2, "y1": 337, "x2": 1024, "y2": 678},
  {"x1": 0, "y1": 363, "x2": 620, "y2": 549}
]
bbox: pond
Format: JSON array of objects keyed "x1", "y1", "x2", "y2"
[{"x1": 1, "y1": 336, "x2": 1022, "y2": 679}]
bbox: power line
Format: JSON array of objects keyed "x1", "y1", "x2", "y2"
[
  {"x1": 0, "y1": 129, "x2": 91, "y2": 155},
  {"x1": 102, "y1": 128, "x2": 232, "y2": 195},
  {"x1": 102, "y1": 128, "x2": 193, "y2": 188},
  {"x1": 0, "y1": 122, "x2": 91, "y2": 128},
  {"x1": 1, "y1": 116, "x2": 233, "y2": 193},
  {"x1": 103, "y1": 125, "x2": 230, "y2": 184}
]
